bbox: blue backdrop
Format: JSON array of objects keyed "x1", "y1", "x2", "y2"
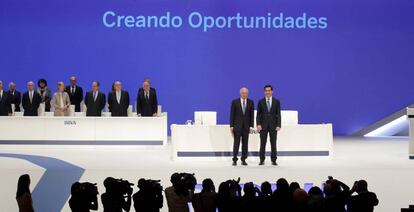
[{"x1": 1, "y1": 0, "x2": 413, "y2": 135}]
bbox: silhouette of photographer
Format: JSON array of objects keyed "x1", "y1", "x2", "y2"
[
  {"x1": 165, "y1": 173, "x2": 197, "y2": 212},
  {"x1": 69, "y1": 182, "x2": 99, "y2": 212},
  {"x1": 133, "y1": 178, "x2": 163, "y2": 212},
  {"x1": 101, "y1": 177, "x2": 133, "y2": 212},
  {"x1": 192, "y1": 178, "x2": 217, "y2": 212}
]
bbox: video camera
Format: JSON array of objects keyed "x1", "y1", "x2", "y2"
[
  {"x1": 172, "y1": 173, "x2": 197, "y2": 196},
  {"x1": 104, "y1": 177, "x2": 134, "y2": 196}
]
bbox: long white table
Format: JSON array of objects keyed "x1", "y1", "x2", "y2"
[
  {"x1": 171, "y1": 124, "x2": 333, "y2": 161},
  {"x1": 0, "y1": 113, "x2": 168, "y2": 145}
]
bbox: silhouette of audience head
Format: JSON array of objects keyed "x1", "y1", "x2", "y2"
[
  {"x1": 260, "y1": 181, "x2": 272, "y2": 196},
  {"x1": 356, "y1": 179, "x2": 368, "y2": 193},
  {"x1": 137, "y1": 178, "x2": 146, "y2": 190},
  {"x1": 243, "y1": 182, "x2": 256, "y2": 197},
  {"x1": 293, "y1": 188, "x2": 309, "y2": 204},
  {"x1": 103, "y1": 177, "x2": 116, "y2": 193},
  {"x1": 202, "y1": 178, "x2": 215, "y2": 192},
  {"x1": 70, "y1": 182, "x2": 81, "y2": 195},
  {"x1": 16, "y1": 174, "x2": 31, "y2": 198},
  {"x1": 308, "y1": 186, "x2": 323, "y2": 197},
  {"x1": 276, "y1": 178, "x2": 289, "y2": 192},
  {"x1": 289, "y1": 182, "x2": 300, "y2": 193},
  {"x1": 170, "y1": 173, "x2": 181, "y2": 187}
]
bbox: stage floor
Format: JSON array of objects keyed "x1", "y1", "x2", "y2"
[{"x1": 0, "y1": 136, "x2": 413, "y2": 212}]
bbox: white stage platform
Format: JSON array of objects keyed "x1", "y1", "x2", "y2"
[
  {"x1": 0, "y1": 113, "x2": 168, "y2": 146},
  {"x1": 171, "y1": 124, "x2": 333, "y2": 160},
  {"x1": 0, "y1": 137, "x2": 413, "y2": 212},
  {"x1": 171, "y1": 110, "x2": 333, "y2": 160}
]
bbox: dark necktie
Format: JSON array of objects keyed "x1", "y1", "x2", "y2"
[
  {"x1": 145, "y1": 92, "x2": 149, "y2": 101},
  {"x1": 267, "y1": 99, "x2": 271, "y2": 112}
]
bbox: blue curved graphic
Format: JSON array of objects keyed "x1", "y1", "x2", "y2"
[{"x1": 0, "y1": 153, "x2": 85, "y2": 212}]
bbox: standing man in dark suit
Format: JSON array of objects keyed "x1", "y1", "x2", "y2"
[
  {"x1": 230, "y1": 87, "x2": 254, "y2": 166},
  {"x1": 257, "y1": 85, "x2": 281, "y2": 166},
  {"x1": 8, "y1": 82, "x2": 21, "y2": 112},
  {"x1": 0, "y1": 80, "x2": 12, "y2": 116},
  {"x1": 108, "y1": 81, "x2": 130, "y2": 117},
  {"x1": 65, "y1": 76, "x2": 83, "y2": 112},
  {"x1": 136, "y1": 79, "x2": 158, "y2": 117},
  {"x1": 84, "y1": 81, "x2": 106, "y2": 116},
  {"x1": 22, "y1": 81, "x2": 41, "y2": 116}
]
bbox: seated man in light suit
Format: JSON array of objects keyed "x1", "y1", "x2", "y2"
[
  {"x1": 108, "y1": 81, "x2": 130, "y2": 117},
  {"x1": 136, "y1": 78, "x2": 158, "y2": 117},
  {"x1": 22, "y1": 81, "x2": 42, "y2": 116},
  {"x1": 51, "y1": 81, "x2": 71, "y2": 116},
  {"x1": 84, "y1": 81, "x2": 106, "y2": 116}
]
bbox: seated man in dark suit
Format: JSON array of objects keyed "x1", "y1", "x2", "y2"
[
  {"x1": 108, "y1": 81, "x2": 130, "y2": 117},
  {"x1": 8, "y1": 82, "x2": 21, "y2": 112},
  {"x1": 136, "y1": 78, "x2": 158, "y2": 117},
  {"x1": 0, "y1": 80, "x2": 12, "y2": 116},
  {"x1": 22, "y1": 81, "x2": 41, "y2": 116},
  {"x1": 84, "y1": 81, "x2": 106, "y2": 117},
  {"x1": 65, "y1": 76, "x2": 83, "y2": 112}
]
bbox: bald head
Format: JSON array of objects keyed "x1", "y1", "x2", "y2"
[{"x1": 239, "y1": 87, "x2": 249, "y2": 99}]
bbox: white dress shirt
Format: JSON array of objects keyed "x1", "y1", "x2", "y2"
[
  {"x1": 29, "y1": 90, "x2": 34, "y2": 103},
  {"x1": 240, "y1": 98, "x2": 247, "y2": 114},
  {"x1": 116, "y1": 91, "x2": 121, "y2": 104}
]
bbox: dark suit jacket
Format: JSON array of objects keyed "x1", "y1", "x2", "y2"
[
  {"x1": 136, "y1": 87, "x2": 158, "y2": 116},
  {"x1": 230, "y1": 98, "x2": 254, "y2": 132},
  {"x1": 8, "y1": 90, "x2": 21, "y2": 112},
  {"x1": 256, "y1": 97, "x2": 281, "y2": 130},
  {"x1": 0, "y1": 90, "x2": 12, "y2": 116},
  {"x1": 65, "y1": 85, "x2": 83, "y2": 112},
  {"x1": 22, "y1": 91, "x2": 41, "y2": 116},
  {"x1": 84, "y1": 91, "x2": 106, "y2": 116},
  {"x1": 108, "y1": 90, "x2": 130, "y2": 116}
]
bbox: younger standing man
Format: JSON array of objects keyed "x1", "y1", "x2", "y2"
[{"x1": 256, "y1": 85, "x2": 281, "y2": 166}]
